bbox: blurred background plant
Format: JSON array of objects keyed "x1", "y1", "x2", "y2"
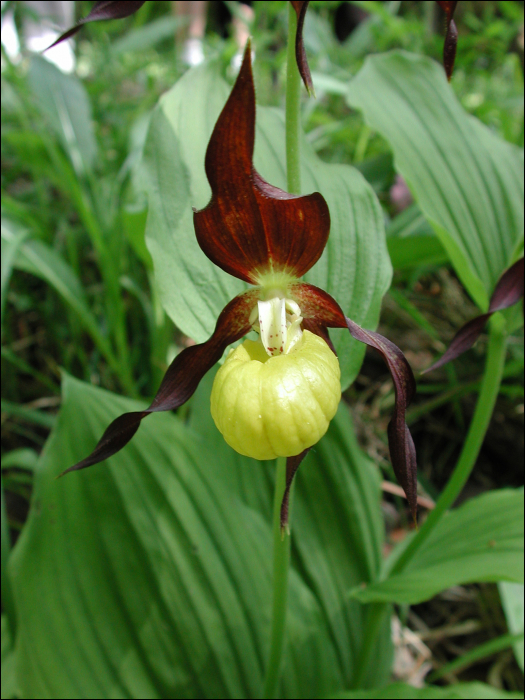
[{"x1": 1, "y1": 1, "x2": 523, "y2": 697}]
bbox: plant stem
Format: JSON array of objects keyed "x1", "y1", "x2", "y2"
[
  {"x1": 391, "y1": 313, "x2": 508, "y2": 575},
  {"x1": 285, "y1": 3, "x2": 301, "y2": 195},
  {"x1": 263, "y1": 456, "x2": 292, "y2": 699},
  {"x1": 262, "y1": 14, "x2": 303, "y2": 696},
  {"x1": 352, "y1": 314, "x2": 508, "y2": 688}
]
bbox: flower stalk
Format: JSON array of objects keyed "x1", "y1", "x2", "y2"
[
  {"x1": 264, "y1": 13, "x2": 304, "y2": 694},
  {"x1": 286, "y1": 3, "x2": 302, "y2": 195},
  {"x1": 263, "y1": 456, "x2": 292, "y2": 699}
]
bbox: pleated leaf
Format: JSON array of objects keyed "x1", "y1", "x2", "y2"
[
  {"x1": 349, "y1": 489, "x2": 524, "y2": 605},
  {"x1": 347, "y1": 51, "x2": 524, "y2": 311},
  {"x1": 8, "y1": 372, "x2": 390, "y2": 698},
  {"x1": 141, "y1": 60, "x2": 391, "y2": 390}
]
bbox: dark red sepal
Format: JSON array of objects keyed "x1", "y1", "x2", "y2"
[
  {"x1": 424, "y1": 257, "x2": 524, "y2": 373},
  {"x1": 46, "y1": 1, "x2": 146, "y2": 50},
  {"x1": 290, "y1": 282, "x2": 418, "y2": 521},
  {"x1": 436, "y1": 1, "x2": 458, "y2": 80},
  {"x1": 193, "y1": 43, "x2": 330, "y2": 285},
  {"x1": 290, "y1": 1, "x2": 314, "y2": 96},
  {"x1": 281, "y1": 449, "x2": 309, "y2": 535},
  {"x1": 59, "y1": 289, "x2": 259, "y2": 476}
]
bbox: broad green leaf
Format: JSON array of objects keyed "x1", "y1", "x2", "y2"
[
  {"x1": 9, "y1": 373, "x2": 390, "y2": 698},
  {"x1": 1, "y1": 615, "x2": 17, "y2": 699},
  {"x1": 349, "y1": 489, "x2": 524, "y2": 605},
  {"x1": 499, "y1": 582, "x2": 525, "y2": 672},
  {"x1": 142, "y1": 60, "x2": 392, "y2": 390},
  {"x1": 28, "y1": 56, "x2": 97, "y2": 176},
  {"x1": 347, "y1": 51, "x2": 524, "y2": 310},
  {"x1": 190, "y1": 367, "x2": 392, "y2": 690},
  {"x1": 327, "y1": 681, "x2": 524, "y2": 699}
]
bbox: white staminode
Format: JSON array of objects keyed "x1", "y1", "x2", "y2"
[{"x1": 253, "y1": 297, "x2": 303, "y2": 357}]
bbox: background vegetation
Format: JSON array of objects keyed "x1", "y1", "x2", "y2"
[{"x1": 1, "y1": 1, "x2": 523, "y2": 697}]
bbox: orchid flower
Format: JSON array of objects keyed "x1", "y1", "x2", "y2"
[{"x1": 62, "y1": 45, "x2": 418, "y2": 528}]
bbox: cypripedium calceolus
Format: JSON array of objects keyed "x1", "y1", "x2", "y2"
[{"x1": 63, "y1": 45, "x2": 418, "y2": 528}]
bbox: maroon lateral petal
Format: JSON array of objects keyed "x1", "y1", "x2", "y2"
[
  {"x1": 193, "y1": 42, "x2": 330, "y2": 285},
  {"x1": 301, "y1": 319, "x2": 337, "y2": 356},
  {"x1": 290, "y1": 1, "x2": 314, "y2": 96},
  {"x1": 290, "y1": 282, "x2": 418, "y2": 521},
  {"x1": 60, "y1": 289, "x2": 259, "y2": 476},
  {"x1": 46, "y1": 1, "x2": 146, "y2": 50},
  {"x1": 281, "y1": 449, "x2": 310, "y2": 535},
  {"x1": 436, "y1": 1, "x2": 459, "y2": 80},
  {"x1": 424, "y1": 257, "x2": 524, "y2": 373}
]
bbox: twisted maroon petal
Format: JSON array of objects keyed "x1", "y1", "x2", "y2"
[
  {"x1": 290, "y1": 282, "x2": 418, "y2": 520},
  {"x1": 424, "y1": 257, "x2": 524, "y2": 373},
  {"x1": 281, "y1": 450, "x2": 310, "y2": 535},
  {"x1": 60, "y1": 289, "x2": 260, "y2": 476},
  {"x1": 46, "y1": 1, "x2": 146, "y2": 50},
  {"x1": 436, "y1": 1, "x2": 459, "y2": 80},
  {"x1": 193, "y1": 43, "x2": 330, "y2": 285},
  {"x1": 290, "y1": 1, "x2": 314, "y2": 95}
]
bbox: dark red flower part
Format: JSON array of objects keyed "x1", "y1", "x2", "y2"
[
  {"x1": 290, "y1": 283, "x2": 418, "y2": 521},
  {"x1": 436, "y1": 1, "x2": 458, "y2": 80},
  {"x1": 60, "y1": 290, "x2": 258, "y2": 476},
  {"x1": 193, "y1": 45, "x2": 329, "y2": 284},
  {"x1": 63, "y1": 44, "x2": 418, "y2": 527},
  {"x1": 424, "y1": 257, "x2": 524, "y2": 374},
  {"x1": 45, "y1": 1, "x2": 146, "y2": 50},
  {"x1": 290, "y1": 1, "x2": 314, "y2": 96}
]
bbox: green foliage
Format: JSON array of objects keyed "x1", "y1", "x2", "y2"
[
  {"x1": 347, "y1": 51, "x2": 524, "y2": 311},
  {"x1": 142, "y1": 60, "x2": 392, "y2": 390},
  {"x1": 8, "y1": 373, "x2": 390, "y2": 698},
  {"x1": 1, "y1": 1, "x2": 524, "y2": 697}
]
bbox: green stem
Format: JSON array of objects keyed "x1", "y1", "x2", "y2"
[
  {"x1": 285, "y1": 4, "x2": 302, "y2": 195},
  {"x1": 352, "y1": 314, "x2": 508, "y2": 689},
  {"x1": 392, "y1": 313, "x2": 508, "y2": 574},
  {"x1": 263, "y1": 456, "x2": 292, "y2": 699}
]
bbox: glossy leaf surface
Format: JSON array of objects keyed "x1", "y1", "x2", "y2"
[
  {"x1": 348, "y1": 52, "x2": 524, "y2": 311},
  {"x1": 142, "y1": 60, "x2": 391, "y2": 389},
  {"x1": 9, "y1": 373, "x2": 391, "y2": 698},
  {"x1": 349, "y1": 489, "x2": 524, "y2": 605}
]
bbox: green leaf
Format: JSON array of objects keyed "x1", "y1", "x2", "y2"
[
  {"x1": 27, "y1": 56, "x2": 97, "y2": 176},
  {"x1": 110, "y1": 15, "x2": 187, "y2": 55},
  {"x1": 1, "y1": 615, "x2": 17, "y2": 699},
  {"x1": 142, "y1": 60, "x2": 392, "y2": 389},
  {"x1": 1, "y1": 217, "x2": 115, "y2": 366},
  {"x1": 9, "y1": 373, "x2": 390, "y2": 698},
  {"x1": 349, "y1": 489, "x2": 524, "y2": 605},
  {"x1": 499, "y1": 582, "x2": 525, "y2": 672},
  {"x1": 347, "y1": 51, "x2": 524, "y2": 310},
  {"x1": 190, "y1": 367, "x2": 392, "y2": 690},
  {"x1": 1, "y1": 449, "x2": 40, "y2": 472},
  {"x1": 0, "y1": 220, "x2": 30, "y2": 331},
  {"x1": 327, "y1": 681, "x2": 524, "y2": 699}
]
